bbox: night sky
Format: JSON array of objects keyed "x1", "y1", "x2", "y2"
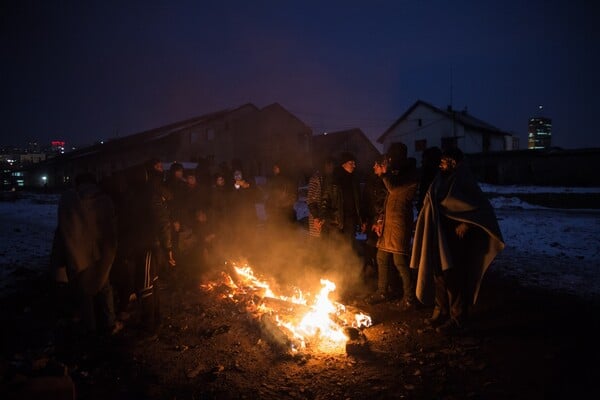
[{"x1": 2, "y1": 0, "x2": 598, "y2": 151}]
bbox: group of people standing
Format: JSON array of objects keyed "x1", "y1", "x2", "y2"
[
  {"x1": 50, "y1": 157, "x2": 298, "y2": 338},
  {"x1": 306, "y1": 144, "x2": 505, "y2": 335},
  {"x1": 51, "y1": 158, "x2": 177, "y2": 338},
  {"x1": 50, "y1": 143, "x2": 504, "y2": 339}
]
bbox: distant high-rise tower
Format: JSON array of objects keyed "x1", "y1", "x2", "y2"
[
  {"x1": 528, "y1": 105, "x2": 552, "y2": 150},
  {"x1": 528, "y1": 117, "x2": 552, "y2": 149}
]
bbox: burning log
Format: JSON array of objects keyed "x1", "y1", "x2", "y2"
[
  {"x1": 260, "y1": 297, "x2": 311, "y2": 316},
  {"x1": 259, "y1": 314, "x2": 304, "y2": 355},
  {"x1": 207, "y1": 262, "x2": 373, "y2": 355},
  {"x1": 334, "y1": 304, "x2": 373, "y2": 328},
  {"x1": 344, "y1": 327, "x2": 371, "y2": 357}
]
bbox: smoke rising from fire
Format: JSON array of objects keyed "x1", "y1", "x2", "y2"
[{"x1": 201, "y1": 214, "x2": 367, "y2": 302}]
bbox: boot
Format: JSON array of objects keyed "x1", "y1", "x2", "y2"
[
  {"x1": 435, "y1": 318, "x2": 465, "y2": 335},
  {"x1": 424, "y1": 307, "x2": 448, "y2": 327},
  {"x1": 397, "y1": 296, "x2": 415, "y2": 311},
  {"x1": 365, "y1": 291, "x2": 389, "y2": 305}
]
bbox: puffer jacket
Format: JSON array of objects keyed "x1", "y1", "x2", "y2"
[{"x1": 377, "y1": 168, "x2": 418, "y2": 255}]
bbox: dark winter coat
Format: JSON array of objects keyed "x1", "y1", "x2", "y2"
[
  {"x1": 229, "y1": 178, "x2": 259, "y2": 227},
  {"x1": 134, "y1": 173, "x2": 173, "y2": 252},
  {"x1": 55, "y1": 182, "x2": 117, "y2": 296},
  {"x1": 165, "y1": 176, "x2": 187, "y2": 222},
  {"x1": 265, "y1": 173, "x2": 297, "y2": 221},
  {"x1": 361, "y1": 174, "x2": 388, "y2": 246},
  {"x1": 210, "y1": 184, "x2": 231, "y2": 221},
  {"x1": 329, "y1": 167, "x2": 362, "y2": 231},
  {"x1": 148, "y1": 181, "x2": 173, "y2": 251}
]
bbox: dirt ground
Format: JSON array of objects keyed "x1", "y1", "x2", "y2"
[{"x1": 1, "y1": 249, "x2": 599, "y2": 400}]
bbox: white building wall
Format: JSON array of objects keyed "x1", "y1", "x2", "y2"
[
  {"x1": 505, "y1": 135, "x2": 519, "y2": 150},
  {"x1": 461, "y1": 130, "x2": 479, "y2": 153},
  {"x1": 382, "y1": 104, "x2": 508, "y2": 158},
  {"x1": 383, "y1": 105, "x2": 466, "y2": 159}
]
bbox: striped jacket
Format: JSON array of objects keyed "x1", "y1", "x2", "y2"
[{"x1": 307, "y1": 170, "x2": 334, "y2": 237}]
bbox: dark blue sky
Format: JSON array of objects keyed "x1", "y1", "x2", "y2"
[{"x1": 2, "y1": 0, "x2": 598, "y2": 151}]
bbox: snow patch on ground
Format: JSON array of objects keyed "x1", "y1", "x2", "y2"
[
  {"x1": 1, "y1": 186, "x2": 599, "y2": 299},
  {"x1": 480, "y1": 183, "x2": 600, "y2": 194}
]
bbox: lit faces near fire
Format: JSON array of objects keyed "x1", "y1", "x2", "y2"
[
  {"x1": 342, "y1": 160, "x2": 356, "y2": 173},
  {"x1": 439, "y1": 156, "x2": 457, "y2": 172}
]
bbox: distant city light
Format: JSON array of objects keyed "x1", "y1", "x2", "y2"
[
  {"x1": 51, "y1": 140, "x2": 66, "y2": 154},
  {"x1": 41, "y1": 175, "x2": 47, "y2": 182}
]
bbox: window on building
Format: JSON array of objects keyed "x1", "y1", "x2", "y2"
[
  {"x1": 415, "y1": 139, "x2": 427, "y2": 152},
  {"x1": 418, "y1": 118, "x2": 423, "y2": 127},
  {"x1": 482, "y1": 133, "x2": 490, "y2": 152}
]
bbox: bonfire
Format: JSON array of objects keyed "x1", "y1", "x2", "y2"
[{"x1": 202, "y1": 262, "x2": 372, "y2": 355}]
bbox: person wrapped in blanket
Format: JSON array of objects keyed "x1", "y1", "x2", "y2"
[{"x1": 411, "y1": 147, "x2": 504, "y2": 335}]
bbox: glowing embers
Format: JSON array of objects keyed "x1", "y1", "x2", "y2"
[{"x1": 202, "y1": 262, "x2": 372, "y2": 354}]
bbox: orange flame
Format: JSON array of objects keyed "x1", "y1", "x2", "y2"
[{"x1": 210, "y1": 262, "x2": 372, "y2": 353}]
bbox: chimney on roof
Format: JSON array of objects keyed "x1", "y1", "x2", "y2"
[
  {"x1": 447, "y1": 105, "x2": 453, "y2": 112},
  {"x1": 461, "y1": 106, "x2": 468, "y2": 115}
]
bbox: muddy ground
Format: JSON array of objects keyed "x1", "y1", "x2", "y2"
[{"x1": 1, "y1": 249, "x2": 599, "y2": 400}]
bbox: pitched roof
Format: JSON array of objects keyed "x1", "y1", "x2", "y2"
[
  {"x1": 313, "y1": 128, "x2": 376, "y2": 149},
  {"x1": 258, "y1": 102, "x2": 312, "y2": 131},
  {"x1": 311, "y1": 128, "x2": 381, "y2": 160},
  {"x1": 377, "y1": 99, "x2": 511, "y2": 143},
  {"x1": 68, "y1": 103, "x2": 258, "y2": 159}
]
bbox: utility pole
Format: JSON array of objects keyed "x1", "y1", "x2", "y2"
[{"x1": 449, "y1": 66, "x2": 453, "y2": 111}]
